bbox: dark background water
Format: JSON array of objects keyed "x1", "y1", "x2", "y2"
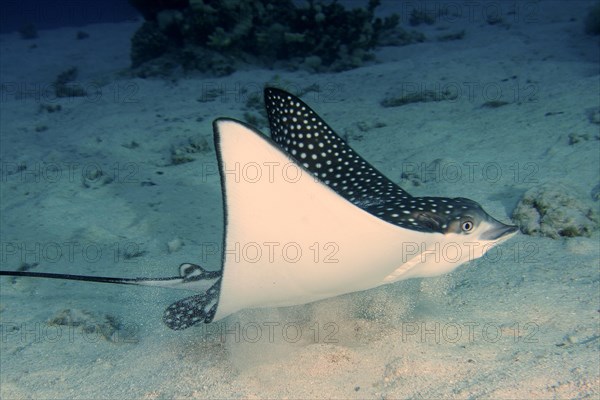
[
  {"x1": 1, "y1": 0, "x2": 139, "y2": 33},
  {"x1": 0, "y1": 0, "x2": 377, "y2": 34}
]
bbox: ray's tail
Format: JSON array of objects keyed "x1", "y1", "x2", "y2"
[
  {"x1": 0, "y1": 270, "x2": 175, "y2": 285},
  {"x1": 0, "y1": 263, "x2": 222, "y2": 330}
]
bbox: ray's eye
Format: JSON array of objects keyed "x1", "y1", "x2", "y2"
[
  {"x1": 460, "y1": 220, "x2": 473, "y2": 232},
  {"x1": 461, "y1": 220, "x2": 474, "y2": 232}
]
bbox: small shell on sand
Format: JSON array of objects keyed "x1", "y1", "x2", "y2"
[{"x1": 167, "y1": 237, "x2": 184, "y2": 253}]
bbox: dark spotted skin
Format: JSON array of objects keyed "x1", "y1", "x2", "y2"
[
  {"x1": 163, "y1": 279, "x2": 221, "y2": 330},
  {"x1": 264, "y1": 88, "x2": 488, "y2": 233}
]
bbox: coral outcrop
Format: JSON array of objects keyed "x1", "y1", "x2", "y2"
[
  {"x1": 128, "y1": 0, "x2": 413, "y2": 76},
  {"x1": 512, "y1": 183, "x2": 599, "y2": 239}
]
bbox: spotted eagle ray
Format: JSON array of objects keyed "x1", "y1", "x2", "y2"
[{"x1": 0, "y1": 88, "x2": 518, "y2": 330}]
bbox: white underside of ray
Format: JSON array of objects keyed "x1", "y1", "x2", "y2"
[{"x1": 211, "y1": 120, "x2": 465, "y2": 321}]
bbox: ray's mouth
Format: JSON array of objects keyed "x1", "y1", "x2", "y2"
[{"x1": 482, "y1": 223, "x2": 519, "y2": 241}]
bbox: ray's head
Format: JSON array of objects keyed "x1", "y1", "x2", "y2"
[
  {"x1": 390, "y1": 196, "x2": 519, "y2": 280},
  {"x1": 409, "y1": 196, "x2": 518, "y2": 242}
]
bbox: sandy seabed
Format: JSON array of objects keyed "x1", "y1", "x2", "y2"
[{"x1": 1, "y1": 1, "x2": 599, "y2": 398}]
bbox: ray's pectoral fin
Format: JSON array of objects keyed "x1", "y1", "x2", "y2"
[
  {"x1": 163, "y1": 278, "x2": 221, "y2": 330},
  {"x1": 176, "y1": 263, "x2": 221, "y2": 286},
  {"x1": 139, "y1": 262, "x2": 222, "y2": 293},
  {"x1": 163, "y1": 263, "x2": 223, "y2": 330}
]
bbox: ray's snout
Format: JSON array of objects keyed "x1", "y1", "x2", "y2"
[{"x1": 481, "y1": 220, "x2": 519, "y2": 241}]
